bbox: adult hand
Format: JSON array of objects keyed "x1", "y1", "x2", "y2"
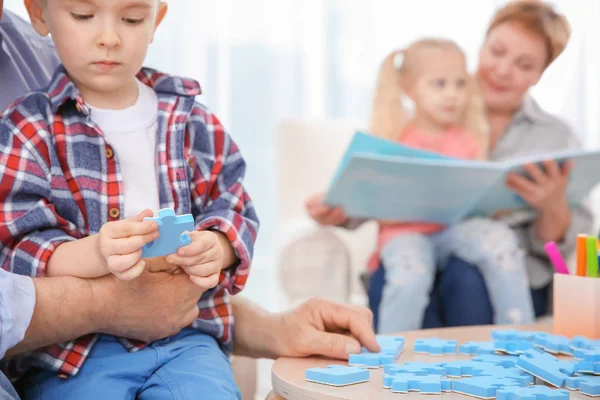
[
  {"x1": 275, "y1": 297, "x2": 380, "y2": 359},
  {"x1": 305, "y1": 193, "x2": 349, "y2": 226},
  {"x1": 505, "y1": 160, "x2": 572, "y2": 213},
  {"x1": 92, "y1": 269, "x2": 204, "y2": 342}
]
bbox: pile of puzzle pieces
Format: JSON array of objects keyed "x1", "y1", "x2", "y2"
[{"x1": 305, "y1": 330, "x2": 600, "y2": 398}]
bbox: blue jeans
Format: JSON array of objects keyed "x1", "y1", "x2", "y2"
[
  {"x1": 21, "y1": 328, "x2": 240, "y2": 400},
  {"x1": 368, "y1": 256, "x2": 550, "y2": 333},
  {"x1": 0, "y1": 371, "x2": 19, "y2": 400},
  {"x1": 376, "y1": 218, "x2": 536, "y2": 333}
]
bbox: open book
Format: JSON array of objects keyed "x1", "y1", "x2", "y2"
[{"x1": 324, "y1": 132, "x2": 600, "y2": 225}]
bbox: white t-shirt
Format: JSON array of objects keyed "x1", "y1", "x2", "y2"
[{"x1": 88, "y1": 79, "x2": 160, "y2": 219}]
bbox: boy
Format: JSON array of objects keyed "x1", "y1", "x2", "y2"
[{"x1": 0, "y1": 0, "x2": 258, "y2": 398}]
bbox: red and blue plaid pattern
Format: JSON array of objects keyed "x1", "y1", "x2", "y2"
[{"x1": 0, "y1": 66, "x2": 259, "y2": 377}]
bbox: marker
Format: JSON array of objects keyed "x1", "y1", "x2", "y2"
[
  {"x1": 587, "y1": 236, "x2": 599, "y2": 278},
  {"x1": 544, "y1": 242, "x2": 569, "y2": 275},
  {"x1": 576, "y1": 234, "x2": 588, "y2": 277}
]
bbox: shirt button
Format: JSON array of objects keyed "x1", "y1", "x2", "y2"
[
  {"x1": 105, "y1": 148, "x2": 114, "y2": 159},
  {"x1": 109, "y1": 208, "x2": 120, "y2": 219},
  {"x1": 187, "y1": 157, "x2": 195, "y2": 167}
]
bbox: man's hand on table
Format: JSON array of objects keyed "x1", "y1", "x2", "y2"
[{"x1": 274, "y1": 297, "x2": 380, "y2": 359}]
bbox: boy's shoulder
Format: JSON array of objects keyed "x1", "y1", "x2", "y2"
[{"x1": 1, "y1": 91, "x2": 54, "y2": 139}]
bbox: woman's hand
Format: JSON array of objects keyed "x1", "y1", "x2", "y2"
[
  {"x1": 305, "y1": 193, "x2": 349, "y2": 226},
  {"x1": 506, "y1": 160, "x2": 571, "y2": 213},
  {"x1": 506, "y1": 160, "x2": 572, "y2": 241}
]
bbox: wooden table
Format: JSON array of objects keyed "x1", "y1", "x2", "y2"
[{"x1": 270, "y1": 323, "x2": 587, "y2": 400}]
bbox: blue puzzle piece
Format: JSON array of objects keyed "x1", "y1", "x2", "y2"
[
  {"x1": 570, "y1": 336, "x2": 600, "y2": 352},
  {"x1": 452, "y1": 376, "x2": 524, "y2": 399},
  {"x1": 565, "y1": 374, "x2": 600, "y2": 397},
  {"x1": 574, "y1": 349, "x2": 600, "y2": 361},
  {"x1": 516, "y1": 348, "x2": 575, "y2": 387},
  {"x1": 305, "y1": 365, "x2": 369, "y2": 386},
  {"x1": 386, "y1": 373, "x2": 452, "y2": 394},
  {"x1": 436, "y1": 361, "x2": 489, "y2": 377},
  {"x1": 492, "y1": 330, "x2": 545, "y2": 342},
  {"x1": 414, "y1": 338, "x2": 457, "y2": 355},
  {"x1": 374, "y1": 336, "x2": 405, "y2": 355},
  {"x1": 474, "y1": 365, "x2": 535, "y2": 386},
  {"x1": 472, "y1": 354, "x2": 519, "y2": 368},
  {"x1": 384, "y1": 362, "x2": 446, "y2": 375},
  {"x1": 349, "y1": 352, "x2": 396, "y2": 368},
  {"x1": 495, "y1": 340, "x2": 535, "y2": 355},
  {"x1": 496, "y1": 385, "x2": 570, "y2": 400},
  {"x1": 383, "y1": 371, "x2": 427, "y2": 389},
  {"x1": 142, "y1": 209, "x2": 194, "y2": 258},
  {"x1": 574, "y1": 349, "x2": 600, "y2": 374},
  {"x1": 460, "y1": 341, "x2": 497, "y2": 355},
  {"x1": 533, "y1": 334, "x2": 573, "y2": 355},
  {"x1": 575, "y1": 360, "x2": 600, "y2": 375}
]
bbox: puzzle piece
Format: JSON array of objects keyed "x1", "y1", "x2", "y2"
[
  {"x1": 373, "y1": 336, "x2": 405, "y2": 355},
  {"x1": 472, "y1": 354, "x2": 519, "y2": 368},
  {"x1": 492, "y1": 330, "x2": 545, "y2": 342},
  {"x1": 436, "y1": 361, "x2": 489, "y2": 377},
  {"x1": 305, "y1": 365, "x2": 369, "y2": 387},
  {"x1": 452, "y1": 376, "x2": 524, "y2": 399},
  {"x1": 516, "y1": 348, "x2": 575, "y2": 387},
  {"x1": 496, "y1": 385, "x2": 570, "y2": 400},
  {"x1": 533, "y1": 334, "x2": 573, "y2": 356},
  {"x1": 349, "y1": 352, "x2": 396, "y2": 368},
  {"x1": 570, "y1": 336, "x2": 600, "y2": 352},
  {"x1": 384, "y1": 362, "x2": 446, "y2": 375},
  {"x1": 460, "y1": 341, "x2": 497, "y2": 355},
  {"x1": 472, "y1": 354, "x2": 518, "y2": 368},
  {"x1": 384, "y1": 373, "x2": 452, "y2": 394},
  {"x1": 383, "y1": 371, "x2": 426, "y2": 389},
  {"x1": 565, "y1": 374, "x2": 600, "y2": 397},
  {"x1": 574, "y1": 350, "x2": 600, "y2": 374},
  {"x1": 495, "y1": 340, "x2": 535, "y2": 355},
  {"x1": 142, "y1": 208, "x2": 194, "y2": 258},
  {"x1": 575, "y1": 360, "x2": 600, "y2": 375},
  {"x1": 414, "y1": 338, "x2": 457, "y2": 355},
  {"x1": 474, "y1": 364, "x2": 534, "y2": 386},
  {"x1": 574, "y1": 349, "x2": 600, "y2": 361}
]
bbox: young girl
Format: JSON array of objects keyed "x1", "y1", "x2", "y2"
[
  {"x1": 0, "y1": 0, "x2": 258, "y2": 398},
  {"x1": 368, "y1": 38, "x2": 535, "y2": 332}
]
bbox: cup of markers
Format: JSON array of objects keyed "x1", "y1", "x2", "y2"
[{"x1": 546, "y1": 234, "x2": 599, "y2": 339}]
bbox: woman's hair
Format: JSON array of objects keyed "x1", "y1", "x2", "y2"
[
  {"x1": 369, "y1": 38, "x2": 489, "y2": 155},
  {"x1": 486, "y1": 0, "x2": 571, "y2": 68}
]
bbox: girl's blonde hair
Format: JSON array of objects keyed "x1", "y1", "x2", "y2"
[{"x1": 369, "y1": 38, "x2": 489, "y2": 157}]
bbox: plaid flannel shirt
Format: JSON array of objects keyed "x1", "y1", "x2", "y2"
[{"x1": 0, "y1": 66, "x2": 259, "y2": 377}]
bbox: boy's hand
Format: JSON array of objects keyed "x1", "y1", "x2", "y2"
[
  {"x1": 166, "y1": 231, "x2": 224, "y2": 290},
  {"x1": 97, "y1": 209, "x2": 159, "y2": 281}
]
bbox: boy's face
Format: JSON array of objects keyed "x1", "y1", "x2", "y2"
[{"x1": 27, "y1": 0, "x2": 166, "y2": 98}]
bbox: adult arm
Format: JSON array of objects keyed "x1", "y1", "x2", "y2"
[{"x1": 7, "y1": 270, "x2": 204, "y2": 357}]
